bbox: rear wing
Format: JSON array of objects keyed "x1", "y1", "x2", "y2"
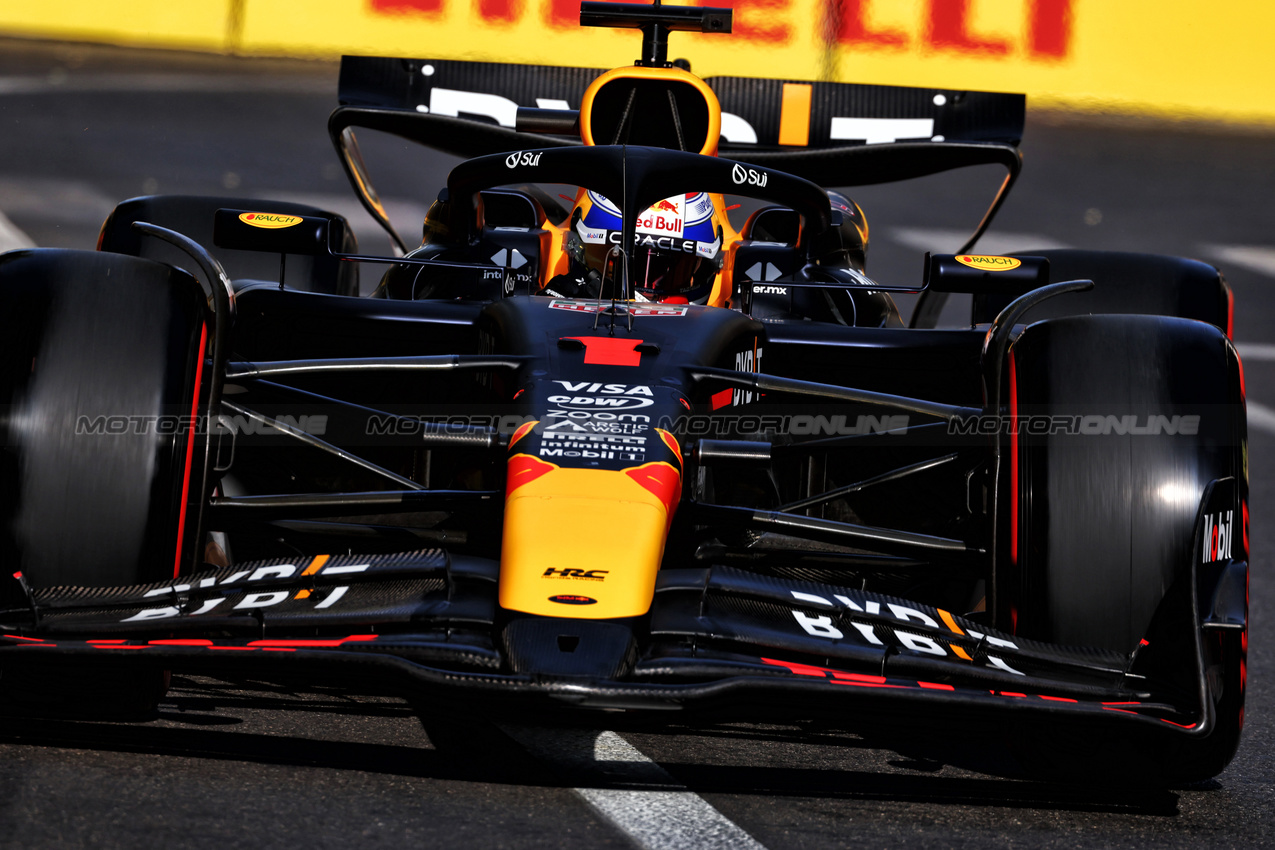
[
  {"x1": 332, "y1": 56, "x2": 1022, "y2": 252},
  {"x1": 337, "y1": 56, "x2": 1024, "y2": 152}
]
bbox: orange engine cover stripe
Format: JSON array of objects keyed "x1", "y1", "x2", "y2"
[{"x1": 778, "y1": 83, "x2": 813, "y2": 147}]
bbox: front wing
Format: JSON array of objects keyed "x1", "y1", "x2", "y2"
[{"x1": 0, "y1": 544, "x2": 1236, "y2": 748}]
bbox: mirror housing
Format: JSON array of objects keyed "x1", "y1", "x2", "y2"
[
  {"x1": 213, "y1": 209, "x2": 343, "y2": 257},
  {"x1": 924, "y1": 253, "x2": 1049, "y2": 294}
]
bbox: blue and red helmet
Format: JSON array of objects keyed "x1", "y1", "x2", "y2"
[{"x1": 572, "y1": 190, "x2": 724, "y2": 303}]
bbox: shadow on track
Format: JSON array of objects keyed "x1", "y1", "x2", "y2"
[
  {"x1": 651, "y1": 761, "x2": 1182, "y2": 816},
  {"x1": 0, "y1": 712, "x2": 567, "y2": 787},
  {"x1": 0, "y1": 681, "x2": 1184, "y2": 819}
]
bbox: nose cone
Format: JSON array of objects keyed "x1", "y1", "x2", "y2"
[{"x1": 498, "y1": 462, "x2": 680, "y2": 619}]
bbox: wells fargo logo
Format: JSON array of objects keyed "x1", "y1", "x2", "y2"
[
  {"x1": 239, "y1": 212, "x2": 303, "y2": 229},
  {"x1": 369, "y1": 0, "x2": 1073, "y2": 59}
]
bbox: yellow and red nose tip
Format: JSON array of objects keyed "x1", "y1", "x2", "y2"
[{"x1": 499, "y1": 454, "x2": 681, "y2": 619}]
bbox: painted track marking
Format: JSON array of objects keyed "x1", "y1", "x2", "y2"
[
  {"x1": 890, "y1": 227, "x2": 1070, "y2": 255},
  {"x1": 1201, "y1": 244, "x2": 1275, "y2": 279},
  {"x1": 1234, "y1": 346, "x2": 1275, "y2": 435},
  {"x1": 1236, "y1": 343, "x2": 1275, "y2": 362},
  {"x1": 0, "y1": 210, "x2": 34, "y2": 252},
  {"x1": 500, "y1": 725, "x2": 767, "y2": 850},
  {"x1": 0, "y1": 177, "x2": 116, "y2": 225},
  {"x1": 1245, "y1": 400, "x2": 1275, "y2": 436}
]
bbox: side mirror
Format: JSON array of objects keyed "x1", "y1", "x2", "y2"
[
  {"x1": 924, "y1": 252, "x2": 1049, "y2": 294},
  {"x1": 213, "y1": 208, "x2": 342, "y2": 257}
]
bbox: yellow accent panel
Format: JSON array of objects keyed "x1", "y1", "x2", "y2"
[
  {"x1": 500, "y1": 467, "x2": 669, "y2": 619},
  {"x1": 936, "y1": 610, "x2": 975, "y2": 660},
  {"x1": 778, "y1": 83, "x2": 812, "y2": 147},
  {"x1": 938, "y1": 608, "x2": 964, "y2": 635},
  {"x1": 541, "y1": 218, "x2": 571, "y2": 283},
  {"x1": 301, "y1": 554, "x2": 330, "y2": 577}
]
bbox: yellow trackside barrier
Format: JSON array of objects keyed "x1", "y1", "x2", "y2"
[
  {"x1": 0, "y1": 0, "x2": 232, "y2": 53},
  {"x1": 3, "y1": 0, "x2": 1275, "y2": 124},
  {"x1": 236, "y1": 0, "x2": 828, "y2": 77}
]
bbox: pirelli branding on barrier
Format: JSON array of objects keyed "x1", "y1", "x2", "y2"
[{"x1": 4, "y1": 0, "x2": 1275, "y2": 124}]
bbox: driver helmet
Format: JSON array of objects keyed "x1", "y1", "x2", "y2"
[{"x1": 567, "y1": 190, "x2": 724, "y2": 303}]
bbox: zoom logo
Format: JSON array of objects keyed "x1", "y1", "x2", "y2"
[
  {"x1": 731, "y1": 163, "x2": 768, "y2": 187},
  {"x1": 506, "y1": 150, "x2": 543, "y2": 168}
]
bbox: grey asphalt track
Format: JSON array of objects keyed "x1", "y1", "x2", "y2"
[{"x1": 1, "y1": 37, "x2": 1274, "y2": 849}]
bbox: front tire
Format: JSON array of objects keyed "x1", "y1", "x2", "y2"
[
  {"x1": 1, "y1": 249, "x2": 209, "y2": 588},
  {"x1": 1002, "y1": 314, "x2": 1246, "y2": 783},
  {"x1": 1006, "y1": 314, "x2": 1243, "y2": 652},
  {"x1": 0, "y1": 249, "x2": 208, "y2": 719}
]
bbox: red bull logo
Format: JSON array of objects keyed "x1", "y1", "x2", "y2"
[{"x1": 637, "y1": 196, "x2": 684, "y2": 238}]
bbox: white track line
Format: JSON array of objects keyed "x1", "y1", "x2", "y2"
[
  {"x1": 1236, "y1": 343, "x2": 1275, "y2": 362},
  {"x1": 0, "y1": 176, "x2": 116, "y2": 225},
  {"x1": 0, "y1": 210, "x2": 35, "y2": 252},
  {"x1": 1233, "y1": 349, "x2": 1275, "y2": 435},
  {"x1": 1246, "y1": 400, "x2": 1275, "y2": 436},
  {"x1": 1201, "y1": 244, "x2": 1275, "y2": 279},
  {"x1": 500, "y1": 725, "x2": 767, "y2": 850},
  {"x1": 890, "y1": 227, "x2": 1069, "y2": 255}
]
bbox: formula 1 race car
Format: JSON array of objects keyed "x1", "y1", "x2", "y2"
[{"x1": 0, "y1": 2, "x2": 1248, "y2": 784}]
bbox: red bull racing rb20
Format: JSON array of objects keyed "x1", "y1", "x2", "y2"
[{"x1": 0, "y1": 2, "x2": 1248, "y2": 783}]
